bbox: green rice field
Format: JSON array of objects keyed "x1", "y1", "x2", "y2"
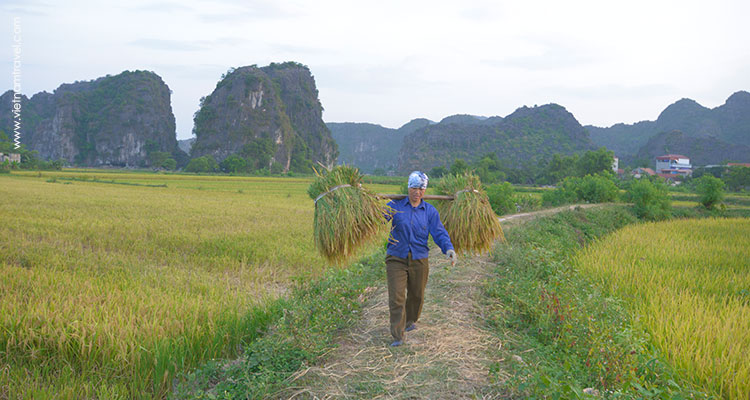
[
  {"x1": 0, "y1": 170, "x2": 397, "y2": 399},
  {"x1": 576, "y1": 218, "x2": 750, "y2": 399}
]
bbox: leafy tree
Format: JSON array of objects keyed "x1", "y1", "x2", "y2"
[
  {"x1": 542, "y1": 173, "x2": 618, "y2": 206},
  {"x1": 449, "y1": 158, "x2": 469, "y2": 175},
  {"x1": 575, "y1": 147, "x2": 614, "y2": 177},
  {"x1": 577, "y1": 173, "x2": 619, "y2": 203},
  {"x1": 694, "y1": 175, "x2": 725, "y2": 209},
  {"x1": 0, "y1": 130, "x2": 15, "y2": 153},
  {"x1": 723, "y1": 166, "x2": 750, "y2": 192},
  {"x1": 486, "y1": 182, "x2": 515, "y2": 215},
  {"x1": 239, "y1": 137, "x2": 275, "y2": 170},
  {"x1": 474, "y1": 153, "x2": 507, "y2": 184},
  {"x1": 220, "y1": 154, "x2": 249, "y2": 173},
  {"x1": 541, "y1": 183, "x2": 578, "y2": 206},
  {"x1": 161, "y1": 158, "x2": 177, "y2": 171},
  {"x1": 626, "y1": 179, "x2": 671, "y2": 220},
  {"x1": 429, "y1": 166, "x2": 447, "y2": 179},
  {"x1": 692, "y1": 166, "x2": 725, "y2": 179},
  {"x1": 542, "y1": 154, "x2": 578, "y2": 184},
  {"x1": 185, "y1": 155, "x2": 219, "y2": 173},
  {"x1": 148, "y1": 151, "x2": 170, "y2": 168},
  {"x1": 270, "y1": 161, "x2": 284, "y2": 175}
]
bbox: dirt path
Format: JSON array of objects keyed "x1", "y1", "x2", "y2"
[{"x1": 273, "y1": 205, "x2": 599, "y2": 399}]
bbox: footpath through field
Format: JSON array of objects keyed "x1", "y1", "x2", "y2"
[{"x1": 273, "y1": 204, "x2": 600, "y2": 399}]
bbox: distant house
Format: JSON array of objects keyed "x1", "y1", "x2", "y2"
[
  {"x1": 631, "y1": 167, "x2": 656, "y2": 179},
  {"x1": 728, "y1": 163, "x2": 750, "y2": 168},
  {"x1": 612, "y1": 156, "x2": 619, "y2": 173},
  {"x1": 655, "y1": 154, "x2": 691, "y2": 177},
  {"x1": 0, "y1": 153, "x2": 21, "y2": 163}
]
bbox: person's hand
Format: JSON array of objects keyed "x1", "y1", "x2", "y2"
[{"x1": 446, "y1": 249, "x2": 457, "y2": 266}]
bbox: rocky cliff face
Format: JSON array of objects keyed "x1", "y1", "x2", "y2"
[
  {"x1": 190, "y1": 62, "x2": 337, "y2": 172},
  {"x1": 587, "y1": 91, "x2": 750, "y2": 161},
  {"x1": 397, "y1": 104, "x2": 594, "y2": 173},
  {"x1": 327, "y1": 118, "x2": 432, "y2": 174},
  {"x1": 0, "y1": 70, "x2": 181, "y2": 166}
]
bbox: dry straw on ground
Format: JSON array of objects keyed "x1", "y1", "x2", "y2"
[
  {"x1": 308, "y1": 165, "x2": 392, "y2": 264},
  {"x1": 434, "y1": 173, "x2": 505, "y2": 254}
]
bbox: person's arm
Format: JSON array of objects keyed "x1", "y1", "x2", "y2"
[{"x1": 428, "y1": 208, "x2": 457, "y2": 265}]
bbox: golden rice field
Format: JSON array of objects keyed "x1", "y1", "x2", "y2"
[
  {"x1": 0, "y1": 170, "x2": 398, "y2": 399},
  {"x1": 576, "y1": 218, "x2": 750, "y2": 399}
]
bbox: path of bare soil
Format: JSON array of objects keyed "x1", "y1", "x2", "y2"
[{"x1": 272, "y1": 204, "x2": 599, "y2": 399}]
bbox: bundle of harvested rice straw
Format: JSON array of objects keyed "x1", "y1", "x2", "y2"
[
  {"x1": 308, "y1": 165, "x2": 392, "y2": 264},
  {"x1": 434, "y1": 172, "x2": 505, "y2": 254}
]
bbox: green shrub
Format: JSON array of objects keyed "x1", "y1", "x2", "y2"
[
  {"x1": 542, "y1": 174, "x2": 618, "y2": 206},
  {"x1": 724, "y1": 166, "x2": 750, "y2": 192},
  {"x1": 161, "y1": 158, "x2": 177, "y2": 171},
  {"x1": 219, "y1": 154, "x2": 248, "y2": 173},
  {"x1": 694, "y1": 175, "x2": 725, "y2": 210},
  {"x1": 185, "y1": 155, "x2": 219, "y2": 173},
  {"x1": 486, "y1": 182, "x2": 515, "y2": 215},
  {"x1": 626, "y1": 179, "x2": 671, "y2": 220},
  {"x1": 541, "y1": 182, "x2": 578, "y2": 206},
  {"x1": 577, "y1": 173, "x2": 619, "y2": 203}
]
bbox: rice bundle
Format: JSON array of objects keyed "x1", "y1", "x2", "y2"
[
  {"x1": 308, "y1": 165, "x2": 392, "y2": 264},
  {"x1": 434, "y1": 172, "x2": 505, "y2": 254}
]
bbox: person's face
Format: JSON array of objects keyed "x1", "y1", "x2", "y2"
[{"x1": 408, "y1": 187, "x2": 425, "y2": 205}]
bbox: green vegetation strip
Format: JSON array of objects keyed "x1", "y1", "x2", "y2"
[
  {"x1": 485, "y1": 206, "x2": 709, "y2": 398},
  {"x1": 172, "y1": 251, "x2": 385, "y2": 399},
  {"x1": 49, "y1": 176, "x2": 168, "y2": 187}
]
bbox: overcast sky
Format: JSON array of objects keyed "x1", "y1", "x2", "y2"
[{"x1": 3, "y1": 0, "x2": 749, "y2": 140}]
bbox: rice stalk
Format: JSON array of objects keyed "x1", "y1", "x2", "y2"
[
  {"x1": 434, "y1": 172, "x2": 505, "y2": 254},
  {"x1": 308, "y1": 165, "x2": 392, "y2": 264}
]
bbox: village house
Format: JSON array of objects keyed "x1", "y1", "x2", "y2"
[
  {"x1": 655, "y1": 154, "x2": 691, "y2": 180},
  {"x1": 631, "y1": 167, "x2": 656, "y2": 179},
  {"x1": 0, "y1": 153, "x2": 21, "y2": 163}
]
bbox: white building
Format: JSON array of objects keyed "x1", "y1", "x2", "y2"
[{"x1": 655, "y1": 154, "x2": 691, "y2": 177}]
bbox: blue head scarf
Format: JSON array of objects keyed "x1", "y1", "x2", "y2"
[{"x1": 408, "y1": 171, "x2": 428, "y2": 189}]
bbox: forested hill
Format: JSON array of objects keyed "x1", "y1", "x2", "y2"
[
  {"x1": 190, "y1": 62, "x2": 337, "y2": 173},
  {"x1": 587, "y1": 91, "x2": 750, "y2": 163},
  {"x1": 634, "y1": 130, "x2": 750, "y2": 166},
  {"x1": 0, "y1": 71, "x2": 183, "y2": 167},
  {"x1": 397, "y1": 104, "x2": 595, "y2": 174},
  {"x1": 327, "y1": 118, "x2": 432, "y2": 174}
]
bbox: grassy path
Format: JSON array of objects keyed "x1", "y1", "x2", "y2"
[{"x1": 271, "y1": 206, "x2": 598, "y2": 399}]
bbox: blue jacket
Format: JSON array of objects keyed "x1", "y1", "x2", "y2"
[{"x1": 386, "y1": 197, "x2": 454, "y2": 259}]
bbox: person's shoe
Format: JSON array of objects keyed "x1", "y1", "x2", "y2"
[
  {"x1": 405, "y1": 323, "x2": 417, "y2": 332},
  {"x1": 390, "y1": 340, "x2": 403, "y2": 347}
]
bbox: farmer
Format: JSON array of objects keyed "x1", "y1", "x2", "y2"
[{"x1": 384, "y1": 171, "x2": 457, "y2": 347}]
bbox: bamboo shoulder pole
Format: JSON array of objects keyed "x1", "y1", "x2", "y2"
[{"x1": 377, "y1": 194, "x2": 455, "y2": 200}]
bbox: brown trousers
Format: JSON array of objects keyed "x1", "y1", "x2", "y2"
[{"x1": 386, "y1": 254, "x2": 429, "y2": 342}]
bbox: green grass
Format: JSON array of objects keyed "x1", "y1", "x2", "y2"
[
  {"x1": 0, "y1": 170, "x2": 398, "y2": 399},
  {"x1": 171, "y1": 250, "x2": 386, "y2": 399},
  {"x1": 485, "y1": 206, "x2": 709, "y2": 398}
]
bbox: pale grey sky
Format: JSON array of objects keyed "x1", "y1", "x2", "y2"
[{"x1": 3, "y1": 0, "x2": 749, "y2": 140}]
